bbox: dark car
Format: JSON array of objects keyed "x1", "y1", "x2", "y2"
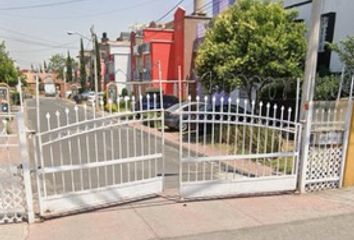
[
  {"x1": 135, "y1": 95, "x2": 179, "y2": 110},
  {"x1": 1, "y1": 102, "x2": 9, "y2": 113},
  {"x1": 164, "y1": 102, "x2": 250, "y2": 131}
]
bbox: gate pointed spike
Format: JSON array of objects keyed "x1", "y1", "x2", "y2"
[
  {"x1": 65, "y1": 108, "x2": 70, "y2": 114},
  {"x1": 45, "y1": 112, "x2": 51, "y2": 119},
  {"x1": 74, "y1": 105, "x2": 79, "y2": 111},
  {"x1": 196, "y1": 95, "x2": 200, "y2": 102},
  {"x1": 55, "y1": 110, "x2": 60, "y2": 117}
]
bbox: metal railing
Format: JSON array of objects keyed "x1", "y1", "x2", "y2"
[
  {"x1": 178, "y1": 95, "x2": 302, "y2": 199},
  {"x1": 33, "y1": 96, "x2": 165, "y2": 217}
]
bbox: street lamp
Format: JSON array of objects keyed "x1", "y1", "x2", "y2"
[{"x1": 67, "y1": 27, "x2": 99, "y2": 109}]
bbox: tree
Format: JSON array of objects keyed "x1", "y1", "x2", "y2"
[
  {"x1": 43, "y1": 60, "x2": 48, "y2": 73},
  {"x1": 66, "y1": 52, "x2": 73, "y2": 82},
  {"x1": 80, "y1": 38, "x2": 87, "y2": 90},
  {"x1": 196, "y1": 0, "x2": 307, "y2": 101},
  {"x1": 0, "y1": 41, "x2": 20, "y2": 86},
  {"x1": 48, "y1": 54, "x2": 66, "y2": 79},
  {"x1": 94, "y1": 36, "x2": 102, "y2": 91},
  {"x1": 330, "y1": 36, "x2": 354, "y2": 73}
]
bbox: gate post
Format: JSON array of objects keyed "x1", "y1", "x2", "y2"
[
  {"x1": 343, "y1": 102, "x2": 354, "y2": 187},
  {"x1": 16, "y1": 112, "x2": 35, "y2": 223},
  {"x1": 299, "y1": 101, "x2": 314, "y2": 193}
]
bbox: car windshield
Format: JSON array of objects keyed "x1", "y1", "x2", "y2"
[
  {"x1": 167, "y1": 102, "x2": 188, "y2": 112},
  {"x1": 167, "y1": 102, "x2": 206, "y2": 112}
]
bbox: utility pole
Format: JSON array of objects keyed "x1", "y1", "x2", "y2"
[
  {"x1": 90, "y1": 25, "x2": 99, "y2": 109},
  {"x1": 17, "y1": 77, "x2": 23, "y2": 112},
  {"x1": 300, "y1": 0, "x2": 323, "y2": 120}
]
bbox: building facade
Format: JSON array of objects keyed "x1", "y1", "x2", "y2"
[
  {"x1": 130, "y1": 5, "x2": 210, "y2": 96},
  {"x1": 99, "y1": 33, "x2": 132, "y2": 94},
  {"x1": 284, "y1": 0, "x2": 354, "y2": 73}
]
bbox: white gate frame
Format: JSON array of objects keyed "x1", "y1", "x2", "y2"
[
  {"x1": 33, "y1": 90, "x2": 165, "y2": 217},
  {"x1": 178, "y1": 78, "x2": 302, "y2": 199},
  {"x1": 299, "y1": 76, "x2": 354, "y2": 192},
  {"x1": 17, "y1": 112, "x2": 35, "y2": 223}
]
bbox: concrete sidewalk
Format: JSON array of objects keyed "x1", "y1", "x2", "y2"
[{"x1": 2, "y1": 188, "x2": 354, "y2": 240}]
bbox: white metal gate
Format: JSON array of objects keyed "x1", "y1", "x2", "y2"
[
  {"x1": 34, "y1": 97, "x2": 165, "y2": 217},
  {"x1": 0, "y1": 112, "x2": 34, "y2": 224},
  {"x1": 300, "y1": 99, "x2": 353, "y2": 192},
  {"x1": 178, "y1": 95, "x2": 302, "y2": 199}
]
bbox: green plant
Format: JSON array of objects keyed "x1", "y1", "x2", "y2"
[
  {"x1": 196, "y1": 0, "x2": 307, "y2": 100},
  {"x1": 329, "y1": 36, "x2": 354, "y2": 73},
  {"x1": 314, "y1": 75, "x2": 340, "y2": 101},
  {"x1": 0, "y1": 41, "x2": 21, "y2": 87},
  {"x1": 10, "y1": 90, "x2": 20, "y2": 105},
  {"x1": 121, "y1": 88, "x2": 128, "y2": 97}
]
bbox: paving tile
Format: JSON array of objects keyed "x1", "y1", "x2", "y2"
[
  {"x1": 28, "y1": 207, "x2": 156, "y2": 240},
  {"x1": 134, "y1": 198, "x2": 261, "y2": 238}
]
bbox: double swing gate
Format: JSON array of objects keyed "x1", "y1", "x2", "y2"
[
  {"x1": 32, "y1": 94, "x2": 302, "y2": 218},
  {"x1": 3, "y1": 79, "x2": 353, "y2": 222}
]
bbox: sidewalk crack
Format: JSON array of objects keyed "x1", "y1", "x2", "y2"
[{"x1": 129, "y1": 204, "x2": 161, "y2": 240}]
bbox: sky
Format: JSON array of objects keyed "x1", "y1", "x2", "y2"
[{"x1": 0, "y1": 0, "x2": 205, "y2": 69}]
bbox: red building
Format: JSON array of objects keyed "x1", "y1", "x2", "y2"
[{"x1": 130, "y1": 3, "x2": 210, "y2": 96}]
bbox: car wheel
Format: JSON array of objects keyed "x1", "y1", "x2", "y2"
[{"x1": 181, "y1": 123, "x2": 188, "y2": 132}]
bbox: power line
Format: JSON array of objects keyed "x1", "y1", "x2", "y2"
[
  {"x1": 0, "y1": 0, "x2": 90, "y2": 11},
  {"x1": 156, "y1": 0, "x2": 185, "y2": 23},
  {"x1": 0, "y1": 35, "x2": 77, "y2": 50},
  {"x1": 0, "y1": 26, "x2": 68, "y2": 46},
  {"x1": 0, "y1": 0, "x2": 163, "y2": 20}
]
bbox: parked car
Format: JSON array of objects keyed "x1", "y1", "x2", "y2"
[
  {"x1": 135, "y1": 95, "x2": 179, "y2": 111},
  {"x1": 65, "y1": 90, "x2": 72, "y2": 98},
  {"x1": 164, "y1": 102, "x2": 250, "y2": 131},
  {"x1": 86, "y1": 92, "x2": 104, "y2": 106},
  {"x1": 72, "y1": 94, "x2": 81, "y2": 104},
  {"x1": 80, "y1": 90, "x2": 94, "y2": 100},
  {"x1": 1, "y1": 102, "x2": 9, "y2": 113}
]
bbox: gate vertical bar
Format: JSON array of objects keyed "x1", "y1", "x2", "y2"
[
  {"x1": 158, "y1": 62, "x2": 166, "y2": 190},
  {"x1": 17, "y1": 112, "x2": 35, "y2": 223}
]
